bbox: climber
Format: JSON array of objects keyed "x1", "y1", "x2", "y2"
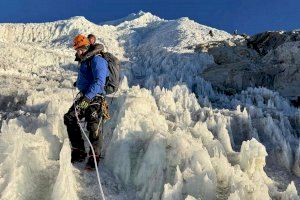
[
  {"x1": 84, "y1": 34, "x2": 105, "y2": 61},
  {"x1": 64, "y1": 34, "x2": 109, "y2": 170},
  {"x1": 88, "y1": 34, "x2": 96, "y2": 45},
  {"x1": 75, "y1": 33, "x2": 104, "y2": 63}
]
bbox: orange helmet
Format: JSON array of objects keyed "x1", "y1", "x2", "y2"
[{"x1": 73, "y1": 34, "x2": 89, "y2": 49}]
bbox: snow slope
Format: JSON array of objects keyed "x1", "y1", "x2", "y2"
[{"x1": 0, "y1": 11, "x2": 300, "y2": 199}]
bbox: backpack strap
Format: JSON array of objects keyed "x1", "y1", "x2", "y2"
[
  {"x1": 86, "y1": 54, "x2": 103, "y2": 70},
  {"x1": 87, "y1": 59, "x2": 92, "y2": 71}
]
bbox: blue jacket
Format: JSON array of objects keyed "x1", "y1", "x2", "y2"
[{"x1": 76, "y1": 56, "x2": 109, "y2": 100}]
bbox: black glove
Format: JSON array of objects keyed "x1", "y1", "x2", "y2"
[
  {"x1": 77, "y1": 96, "x2": 90, "y2": 110},
  {"x1": 73, "y1": 81, "x2": 77, "y2": 87}
]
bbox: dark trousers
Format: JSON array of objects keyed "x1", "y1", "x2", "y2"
[{"x1": 64, "y1": 96, "x2": 103, "y2": 156}]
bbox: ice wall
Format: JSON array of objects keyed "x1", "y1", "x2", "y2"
[
  {"x1": 104, "y1": 84, "x2": 299, "y2": 200},
  {"x1": 52, "y1": 139, "x2": 79, "y2": 200}
]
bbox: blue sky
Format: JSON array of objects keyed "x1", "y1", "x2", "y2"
[{"x1": 0, "y1": 0, "x2": 299, "y2": 34}]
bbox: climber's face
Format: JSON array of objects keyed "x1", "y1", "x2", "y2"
[
  {"x1": 89, "y1": 37, "x2": 95, "y2": 45},
  {"x1": 76, "y1": 47, "x2": 87, "y2": 56}
]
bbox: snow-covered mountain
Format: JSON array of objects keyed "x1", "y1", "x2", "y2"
[{"x1": 0, "y1": 11, "x2": 299, "y2": 200}]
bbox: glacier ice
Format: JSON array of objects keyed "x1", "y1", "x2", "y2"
[{"x1": 0, "y1": 11, "x2": 299, "y2": 200}]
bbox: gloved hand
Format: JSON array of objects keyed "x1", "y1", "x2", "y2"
[{"x1": 77, "y1": 96, "x2": 90, "y2": 110}]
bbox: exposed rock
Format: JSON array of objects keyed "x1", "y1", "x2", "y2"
[
  {"x1": 202, "y1": 62, "x2": 275, "y2": 92},
  {"x1": 273, "y1": 64, "x2": 300, "y2": 99},
  {"x1": 199, "y1": 31, "x2": 300, "y2": 102},
  {"x1": 248, "y1": 31, "x2": 300, "y2": 56},
  {"x1": 207, "y1": 45, "x2": 259, "y2": 64}
]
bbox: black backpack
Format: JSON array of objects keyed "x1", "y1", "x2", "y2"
[
  {"x1": 100, "y1": 52, "x2": 120, "y2": 94},
  {"x1": 87, "y1": 52, "x2": 120, "y2": 94}
]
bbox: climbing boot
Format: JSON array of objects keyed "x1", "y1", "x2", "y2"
[
  {"x1": 85, "y1": 154, "x2": 100, "y2": 170},
  {"x1": 71, "y1": 148, "x2": 87, "y2": 163}
]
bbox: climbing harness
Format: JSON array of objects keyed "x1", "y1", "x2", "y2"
[{"x1": 73, "y1": 92, "x2": 106, "y2": 200}]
